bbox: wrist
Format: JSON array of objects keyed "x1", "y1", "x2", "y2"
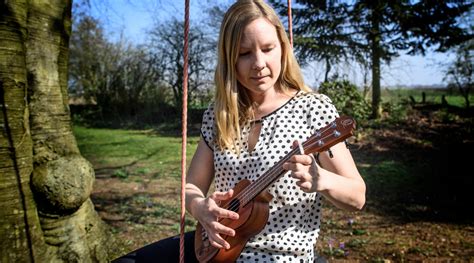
[
  {"x1": 189, "y1": 196, "x2": 206, "y2": 219},
  {"x1": 315, "y1": 168, "x2": 332, "y2": 192}
]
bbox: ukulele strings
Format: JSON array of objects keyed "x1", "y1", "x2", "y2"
[
  {"x1": 226, "y1": 120, "x2": 338, "y2": 211},
  {"x1": 225, "y1": 123, "x2": 339, "y2": 212},
  {"x1": 226, "y1": 130, "x2": 336, "y2": 212},
  {"x1": 236, "y1": 130, "x2": 335, "y2": 207}
]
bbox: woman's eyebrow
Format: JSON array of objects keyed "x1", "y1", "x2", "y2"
[{"x1": 239, "y1": 41, "x2": 277, "y2": 50}]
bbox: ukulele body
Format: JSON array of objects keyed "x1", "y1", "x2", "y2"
[{"x1": 194, "y1": 179, "x2": 273, "y2": 263}]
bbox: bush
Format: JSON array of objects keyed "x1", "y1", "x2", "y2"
[{"x1": 317, "y1": 80, "x2": 371, "y2": 121}]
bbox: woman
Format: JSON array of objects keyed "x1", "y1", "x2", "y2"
[
  {"x1": 113, "y1": 0, "x2": 365, "y2": 262},
  {"x1": 187, "y1": 0, "x2": 365, "y2": 261}
]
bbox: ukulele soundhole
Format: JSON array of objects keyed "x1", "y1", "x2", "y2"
[{"x1": 227, "y1": 198, "x2": 240, "y2": 212}]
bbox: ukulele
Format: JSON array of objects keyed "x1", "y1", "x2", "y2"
[{"x1": 194, "y1": 115, "x2": 356, "y2": 263}]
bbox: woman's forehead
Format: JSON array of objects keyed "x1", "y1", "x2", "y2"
[{"x1": 239, "y1": 18, "x2": 279, "y2": 47}]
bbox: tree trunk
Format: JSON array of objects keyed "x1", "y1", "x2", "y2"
[
  {"x1": 0, "y1": 2, "x2": 43, "y2": 261},
  {"x1": 0, "y1": 1, "x2": 113, "y2": 262},
  {"x1": 370, "y1": 1, "x2": 382, "y2": 119},
  {"x1": 324, "y1": 57, "x2": 331, "y2": 83}
]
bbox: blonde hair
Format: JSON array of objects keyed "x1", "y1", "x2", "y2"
[{"x1": 214, "y1": 0, "x2": 310, "y2": 152}]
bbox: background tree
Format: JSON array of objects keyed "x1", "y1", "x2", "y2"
[
  {"x1": 271, "y1": 0, "x2": 473, "y2": 118},
  {"x1": 444, "y1": 40, "x2": 473, "y2": 109},
  {"x1": 68, "y1": 15, "x2": 109, "y2": 102},
  {"x1": 1, "y1": 1, "x2": 113, "y2": 261},
  {"x1": 148, "y1": 18, "x2": 215, "y2": 108},
  {"x1": 69, "y1": 13, "x2": 169, "y2": 125}
]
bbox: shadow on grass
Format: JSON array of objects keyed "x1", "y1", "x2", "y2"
[
  {"x1": 355, "y1": 111, "x2": 473, "y2": 224},
  {"x1": 91, "y1": 191, "x2": 191, "y2": 226},
  {"x1": 94, "y1": 148, "x2": 163, "y2": 178}
]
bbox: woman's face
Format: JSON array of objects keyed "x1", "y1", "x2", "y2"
[{"x1": 236, "y1": 18, "x2": 282, "y2": 99}]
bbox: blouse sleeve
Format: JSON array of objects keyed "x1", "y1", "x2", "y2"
[
  {"x1": 307, "y1": 93, "x2": 340, "y2": 132},
  {"x1": 200, "y1": 104, "x2": 216, "y2": 150}
]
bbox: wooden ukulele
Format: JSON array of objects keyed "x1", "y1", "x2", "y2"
[{"x1": 194, "y1": 115, "x2": 356, "y2": 263}]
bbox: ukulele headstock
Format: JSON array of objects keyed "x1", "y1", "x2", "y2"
[{"x1": 303, "y1": 116, "x2": 356, "y2": 154}]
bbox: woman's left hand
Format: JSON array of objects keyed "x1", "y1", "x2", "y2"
[{"x1": 282, "y1": 141, "x2": 323, "y2": 193}]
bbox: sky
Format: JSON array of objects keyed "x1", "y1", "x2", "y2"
[{"x1": 86, "y1": 0, "x2": 455, "y2": 88}]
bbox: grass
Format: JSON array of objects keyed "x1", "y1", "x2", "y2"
[
  {"x1": 74, "y1": 125, "x2": 201, "y2": 257},
  {"x1": 74, "y1": 126, "x2": 199, "y2": 179},
  {"x1": 382, "y1": 87, "x2": 473, "y2": 107}
]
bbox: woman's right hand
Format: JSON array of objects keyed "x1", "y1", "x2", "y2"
[{"x1": 192, "y1": 189, "x2": 240, "y2": 249}]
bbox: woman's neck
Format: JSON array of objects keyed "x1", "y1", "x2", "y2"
[{"x1": 250, "y1": 89, "x2": 297, "y2": 119}]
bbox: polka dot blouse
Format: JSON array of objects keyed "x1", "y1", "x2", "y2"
[{"x1": 200, "y1": 91, "x2": 339, "y2": 262}]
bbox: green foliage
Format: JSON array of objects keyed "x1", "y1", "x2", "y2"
[
  {"x1": 444, "y1": 41, "x2": 473, "y2": 108},
  {"x1": 352, "y1": 229, "x2": 367, "y2": 236},
  {"x1": 381, "y1": 100, "x2": 409, "y2": 123},
  {"x1": 361, "y1": 160, "x2": 414, "y2": 189},
  {"x1": 112, "y1": 168, "x2": 129, "y2": 179},
  {"x1": 432, "y1": 109, "x2": 460, "y2": 123},
  {"x1": 318, "y1": 80, "x2": 371, "y2": 121},
  {"x1": 346, "y1": 238, "x2": 368, "y2": 248}
]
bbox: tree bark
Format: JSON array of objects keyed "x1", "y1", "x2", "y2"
[
  {"x1": 370, "y1": 1, "x2": 382, "y2": 119},
  {"x1": 1, "y1": 1, "x2": 113, "y2": 262}
]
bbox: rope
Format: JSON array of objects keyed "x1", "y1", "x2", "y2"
[
  {"x1": 180, "y1": 0, "x2": 190, "y2": 262},
  {"x1": 287, "y1": 0, "x2": 293, "y2": 47}
]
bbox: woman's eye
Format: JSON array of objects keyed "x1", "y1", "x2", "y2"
[
  {"x1": 239, "y1": 52, "x2": 250, "y2": 56},
  {"x1": 263, "y1": 47, "x2": 273, "y2": 53}
]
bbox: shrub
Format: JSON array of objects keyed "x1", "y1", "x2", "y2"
[{"x1": 318, "y1": 80, "x2": 371, "y2": 121}]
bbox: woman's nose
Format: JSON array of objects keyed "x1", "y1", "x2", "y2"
[{"x1": 252, "y1": 52, "x2": 265, "y2": 70}]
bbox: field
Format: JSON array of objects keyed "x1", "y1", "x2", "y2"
[{"x1": 73, "y1": 89, "x2": 474, "y2": 262}]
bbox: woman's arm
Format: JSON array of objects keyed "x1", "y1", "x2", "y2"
[
  {"x1": 185, "y1": 138, "x2": 239, "y2": 249},
  {"x1": 316, "y1": 141, "x2": 366, "y2": 211},
  {"x1": 185, "y1": 138, "x2": 215, "y2": 216},
  {"x1": 284, "y1": 141, "x2": 366, "y2": 211}
]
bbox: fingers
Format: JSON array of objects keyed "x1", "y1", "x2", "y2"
[
  {"x1": 288, "y1": 154, "x2": 314, "y2": 166},
  {"x1": 291, "y1": 171, "x2": 310, "y2": 181},
  {"x1": 206, "y1": 221, "x2": 235, "y2": 249},
  {"x1": 209, "y1": 190, "x2": 239, "y2": 220},
  {"x1": 283, "y1": 155, "x2": 313, "y2": 172},
  {"x1": 283, "y1": 161, "x2": 305, "y2": 172},
  {"x1": 203, "y1": 212, "x2": 236, "y2": 250},
  {"x1": 292, "y1": 171, "x2": 313, "y2": 192},
  {"x1": 296, "y1": 180, "x2": 313, "y2": 192},
  {"x1": 283, "y1": 150, "x2": 320, "y2": 193},
  {"x1": 200, "y1": 189, "x2": 240, "y2": 249},
  {"x1": 214, "y1": 206, "x2": 239, "y2": 220},
  {"x1": 211, "y1": 189, "x2": 234, "y2": 201}
]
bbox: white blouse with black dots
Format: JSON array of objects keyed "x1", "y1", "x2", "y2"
[{"x1": 200, "y1": 91, "x2": 339, "y2": 262}]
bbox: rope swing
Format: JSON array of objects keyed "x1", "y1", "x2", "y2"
[
  {"x1": 287, "y1": 0, "x2": 293, "y2": 47},
  {"x1": 178, "y1": 1, "x2": 293, "y2": 261},
  {"x1": 179, "y1": 0, "x2": 190, "y2": 262}
]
